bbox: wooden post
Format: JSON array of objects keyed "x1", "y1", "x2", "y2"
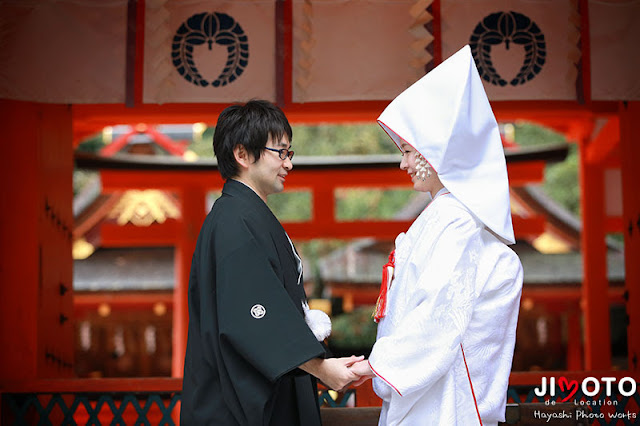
[
  {"x1": 0, "y1": 100, "x2": 74, "y2": 381},
  {"x1": 579, "y1": 136, "x2": 611, "y2": 370},
  {"x1": 0, "y1": 100, "x2": 39, "y2": 381},
  {"x1": 566, "y1": 309, "x2": 584, "y2": 371},
  {"x1": 172, "y1": 185, "x2": 206, "y2": 377},
  {"x1": 313, "y1": 183, "x2": 335, "y2": 237},
  {"x1": 620, "y1": 102, "x2": 640, "y2": 372}
]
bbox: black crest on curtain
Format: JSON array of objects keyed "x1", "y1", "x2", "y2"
[
  {"x1": 470, "y1": 11, "x2": 546, "y2": 87},
  {"x1": 172, "y1": 12, "x2": 249, "y2": 88}
]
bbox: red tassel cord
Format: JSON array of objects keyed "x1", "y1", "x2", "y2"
[{"x1": 374, "y1": 250, "x2": 395, "y2": 322}]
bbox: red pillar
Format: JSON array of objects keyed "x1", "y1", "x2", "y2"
[
  {"x1": 567, "y1": 309, "x2": 584, "y2": 371},
  {"x1": 312, "y1": 183, "x2": 335, "y2": 237},
  {"x1": 0, "y1": 100, "x2": 74, "y2": 381},
  {"x1": 579, "y1": 136, "x2": 611, "y2": 370},
  {"x1": 172, "y1": 185, "x2": 206, "y2": 377},
  {"x1": 620, "y1": 102, "x2": 640, "y2": 372}
]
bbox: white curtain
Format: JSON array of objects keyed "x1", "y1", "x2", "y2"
[
  {"x1": 0, "y1": 0, "x2": 127, "y2": 103},
  {"x1": 2, "y1": 0, "x2": 636, "y2": 104},
  {"x1": 589, "y1": 0, "x2": 640, "y2": 101},
  {"x1": 441, "y1": 0, "x2": 580, "y2": 100},
  {"x1": 143, "y1": 0, "x2": 276, "y2": 104},
  {"x1": 291, "y1": 0, "x2": 425, "y2": 103}
]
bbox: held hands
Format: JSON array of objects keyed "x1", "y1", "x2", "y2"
[
  {"x1": 348, "y1": 359, "x2": 376, "y2": 387},
  {"x1": 320, "y1": 355, "x2": 364, "y2": 391},
  {"x1": 300, "y1": 355, "x2": 366, "y2": 391}
]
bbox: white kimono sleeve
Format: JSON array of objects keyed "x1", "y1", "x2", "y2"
[{"x1": 368, "y1": 213, "x2": 482, "y2": 397}]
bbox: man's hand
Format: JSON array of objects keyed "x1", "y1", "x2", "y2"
[
  {"x1": 299, "y1": 355, "x2": 364, "y2": 391},
  {"x1": 348, "y1": 359, "x2": 375, "y2": 387}
]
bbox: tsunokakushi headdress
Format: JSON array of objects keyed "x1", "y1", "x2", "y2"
[{"x1": 377, "y1": 44, "x2": 515, "y2": 245}]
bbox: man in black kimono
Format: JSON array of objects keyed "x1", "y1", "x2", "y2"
[{"x1": 181, "y1": 100, "x2": 362, "y2": 425}]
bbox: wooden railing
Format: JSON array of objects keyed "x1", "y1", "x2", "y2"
[{"x1": 2, "y1": 372, "x2": 639, "y2": 425}]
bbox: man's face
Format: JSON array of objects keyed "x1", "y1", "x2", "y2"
[{"x1": 245, "y1": 135, "x2": 293, "y2": 200}]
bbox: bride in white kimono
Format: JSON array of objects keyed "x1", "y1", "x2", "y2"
[{"x1": 350, "y1": 45, "x2": 523, "y2": 426}]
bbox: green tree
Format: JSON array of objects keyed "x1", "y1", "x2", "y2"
[{"x1": 514, "y1": 122, "x2": 579, "y2": 217}]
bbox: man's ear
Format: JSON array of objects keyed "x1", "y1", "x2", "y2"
[{"x1": 233, "y1": 145, "x2": 253, "y2": 169}]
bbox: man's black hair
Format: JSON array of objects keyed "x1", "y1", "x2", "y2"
[{"x1": 213, "y1": 100, "x2": 293, "y2": 179}]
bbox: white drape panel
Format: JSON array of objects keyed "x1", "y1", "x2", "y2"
[
  {"x1": 2, "y1": 0, "x2": 637, "y2": 104},
  {"x1": 143, "y1": 0, "x2": 276, "y2": 104},
  {"x1": 292, "y1": 0, "x2": 425, "y2": 103},
  {"x1": 589, "y1": 0, "x2": 640, "y2": 101},
  {"x1": 441, "y1": 0, "x2": 580, "y2": 100},
  {"x1": 0, "y1": 0, "x2": 127, "y2": 103}
]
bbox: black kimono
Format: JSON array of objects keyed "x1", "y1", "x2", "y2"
[{"x1": 181, "y1": 179, "x2": 326, "y2": 425}]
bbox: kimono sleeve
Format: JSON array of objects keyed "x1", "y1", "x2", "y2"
[
  {"x1": 216, "y1": 234, "x2": 325, "y2": 383},
  {"x1": 368, "y1": 213, "x2": 482, "y2": 397}
]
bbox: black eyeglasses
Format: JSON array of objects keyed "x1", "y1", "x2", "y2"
[{"x1": 264, "y1": 147, "x2": 294, "y2": 160}]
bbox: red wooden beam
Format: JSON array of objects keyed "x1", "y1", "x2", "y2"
[
  {"x1": 72, "y1": 100, "x2": 620, "y2": 144},
  {"x1": 101, "y1": 170, "x2": 224, "y2": 191},
  {"x1": 287, "y1": 215, "x2": 543, "y2": 241},
  {"x1": 100, "y1": 221, "x2": 179, "y2": 247},
  {"x1": 292, "y1": 163, "x2": 546, "y2": 188},
  {"x1": 100, "y1": 129, "x2": 137, "y2": 156},
  {"x1": 72, "y1": 286, "x2": 627, "y2": 314},
  {"x1": 0, "y1": 378, "x2": 182, "y2": 393},
  {"x1": 287, "y1": 168, "x2": 409, "y2": 188},
  {"x1": 95, "y1": 214, "x2": 544, "y2": 244},
  {"x1": 74, "y1": 292, "x2": 174, "y2": 312},
  {"x1": 521, "y1": 286, "x2": 625, "y2": 303},
  {"x1": 99, "y1": 162, "x2": 545, "y2": 192},
  {"x1": 579, "y1": 136, "x2": 611, "y2": 370},
  {"x1": 586, "y1": 118, "x2": 620, "y2": 165},
  {"x1": 620, "y1": 102, "x2": 640, "y2": 372},
  {"x1": 285, "y1": 221, "x2": 413, "y2": 240},
  {"x1": 492, "y1": 101, "x2": 617, "y2": 122},
  {"x1": 71, "y1": 286, "x2": 626, "y2": 313},
  {"x1": 145, "y1": 127, "x2": 189, "y2": 156}
]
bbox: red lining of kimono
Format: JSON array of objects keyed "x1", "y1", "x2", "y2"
[
  {"x1": 368, "y1": 360, "x2": 402, "y2": 397},
  {"x1": 461, "y1": 344, "x2": 483, "y2": 425},
  {"x1": 377, "y1": 119, "x2": 439, "y2": 174}
]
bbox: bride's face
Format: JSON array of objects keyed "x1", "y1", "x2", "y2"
[{"x1": 399, "y1": 143, "x2": 443, "y2": 194}]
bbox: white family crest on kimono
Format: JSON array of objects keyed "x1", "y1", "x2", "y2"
[{"x1": 369, "y1": 44, "x2": 523, "y2": 426}]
